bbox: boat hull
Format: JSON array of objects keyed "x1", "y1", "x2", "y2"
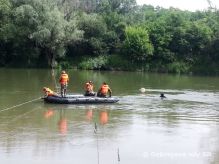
[{"x1": 44, "y1": 95, "x2": 119, "y2": 104}]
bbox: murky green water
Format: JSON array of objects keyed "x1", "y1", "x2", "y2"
[{"x1": 0, "y1": 69, "x2": 218, "y2": 164}]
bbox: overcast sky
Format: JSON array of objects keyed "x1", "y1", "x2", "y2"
[{"x1": 136, "y1": 0, "x2": 219, "y2": 11}]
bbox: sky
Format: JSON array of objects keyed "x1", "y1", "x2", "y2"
[{"x1": 136, "y1": 0, "x2": 219, "y2": 11}]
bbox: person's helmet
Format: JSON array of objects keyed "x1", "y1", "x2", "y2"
[
  {"x1": 61, "y1": 70, "x2": 66, "y2": 74},
  {"x1": 89, "y1": 81, "x2": 92, "y2": 84}
]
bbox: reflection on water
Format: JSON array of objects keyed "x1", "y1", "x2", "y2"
[
  {"x1": 0, "y1": 69, "x2": 219, "y2": 164},
  {"x1": 58, "y1": 110, "x2": 68, "y2": 135},
  {"x1": 85, "y1": 109, "x2": 109, "y2": 125},
  {"x1": 99, "y1": 111, "x2": 108, "y2": 125},
  {"x1": 86, "y1": 109, "x2": 93, "y2": 121},
  {"x1": 44, "y1": 108, "x2": 54, "y2": 119},
  {"x1": 44, "y1": 107, "x2": 110, "y2": 135}
]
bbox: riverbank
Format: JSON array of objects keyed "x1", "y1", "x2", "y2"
[{"x1": 4, "y1": 54, "x2": 217, "y2": 76}]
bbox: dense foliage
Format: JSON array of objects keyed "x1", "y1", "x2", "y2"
[{"x1": 0, "y1": 0, "x2": 219, "y2": 74}]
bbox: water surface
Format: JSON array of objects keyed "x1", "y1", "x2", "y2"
[{"x1": 0, "y1": 69, "x2": 218, "y2": 164}]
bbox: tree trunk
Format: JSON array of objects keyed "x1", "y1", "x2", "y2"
[{"x1": 46, "y1": 49, "x2": 55, "y2": 68}]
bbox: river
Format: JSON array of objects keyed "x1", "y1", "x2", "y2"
[{"x1": 0, "y1": 69, "x2": 218, "y2": 164}]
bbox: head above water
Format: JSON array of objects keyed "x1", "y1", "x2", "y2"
[{"x1": 160, "y1": 93, "x2": 166, "y2": 98}]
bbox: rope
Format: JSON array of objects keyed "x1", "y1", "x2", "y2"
[
  {"x1": 3, "y1": 107, "x2": 38, "y2": 125},
  {"x1": 0, "y1": 97, "x2": 41, "y2": 113},
  {"x1": 0, "y1": 107, "x2": 40, "y2": 140}
]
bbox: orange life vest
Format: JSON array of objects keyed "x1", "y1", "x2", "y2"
[
  {"x1": 59, "y1": 73, "x2": 69, "y2": 85},
  {"x1": 44, "y1": 88, "x2": 54, "y2": 96},
  {"x1": 100, "y1": 84, "x2": 109, "y2": 95},
  {"x1": 85, "y1": 83, "x2": 93, "y2": 92}
]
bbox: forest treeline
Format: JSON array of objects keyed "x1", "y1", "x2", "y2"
[{"x1": 0, "y1": 0, "x2": 219, "y2": 74}]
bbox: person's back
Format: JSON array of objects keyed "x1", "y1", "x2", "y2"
[
  {"x1": 59, "y1": 71, "x2": 69, "y2": 97},
  {"x1": 59, "y1": 71, "x2": 69, "y2": 85},
  {"x1": 97, "y1": 82, "x2": 112, "y2": 97}
]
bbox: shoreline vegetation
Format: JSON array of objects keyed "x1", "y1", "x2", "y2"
[{"x1": 0, "y1": 0, "x2": 219, "y2": 75}]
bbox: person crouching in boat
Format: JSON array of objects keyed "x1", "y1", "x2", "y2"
[
  {"x1": 97, "y1": 82, "x2": 112, "y2": 97},
  {"x1": 84, "y1": 81, "x2": 96, "y2": 96},
  {"x1": 43, "y1": 87, "x2": 58, "y2": 97},
  {"x1": 59, "y1": 70, "x2": 69, "y2": 97}
]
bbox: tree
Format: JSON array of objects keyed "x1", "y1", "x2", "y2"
[
  {"x1": 147, "y1": 20, "x2": 174, "y2": 63},
  {"x1": 123, "y1": 26, "x2": 154, "y2": 62},
  {"x1": 77, "y1": 13, "x2": 107, "y2": 56},
  {"x1": 96, "y1": 0, "x2": 136, "y2": 14},
  {"x1": 0, "y1": 0, "x2": 12, "y2": 39},
  {"x1": 26, "y1": 0, "x2": 83, "y2": 67},
  {"x1": 184, "y1": 21, "x2": 213, "y2": 57},
  {"x1": 0, "y1": 0, "x2": 12, "y2": 66}
]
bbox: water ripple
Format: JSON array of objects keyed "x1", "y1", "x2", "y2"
[{"x1": 118, "y1": 89, "x2": 219, "y2": 123}]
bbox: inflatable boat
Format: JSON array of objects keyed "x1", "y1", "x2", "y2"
[{"x1": 43, "y1": 94, "x2": 119, "y2": 104}]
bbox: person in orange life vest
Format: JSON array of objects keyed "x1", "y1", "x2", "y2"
[
  {"x1": 97, "y1": 82, "x2": 112, "y2": 97},
  {"x1": 43, "y1": 87, "x2": 58, "y2": 97},
  {"x1": 59, "y1": 70, "x2": 69, "y2": 97},
  {"x1": 84, "y1": 81, "x2": 95, "y2": 96}
]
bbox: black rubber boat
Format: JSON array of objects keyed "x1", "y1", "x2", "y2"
[{"x1": 43, "y1": 95, "x2": 119, "y2": 104}]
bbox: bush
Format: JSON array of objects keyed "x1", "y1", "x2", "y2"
[
  {"x1": 167, "y1": 62, "x2": 190, "y2": 74},
  {"x1": 78, "y1": 54, "x2": 149, "y2": 71},
  {"x1": 58, "y1": 61, "x2": 72, "y2": 69},
  {"x1": 78, "y1": 55, "x2": 109, "y2": 70},
  {"x1": 107, "y1": 54, "x2": 135, "y2": 71},
  {"x1": 123, "y1": 26, "x2": 154, "y2": 62}
]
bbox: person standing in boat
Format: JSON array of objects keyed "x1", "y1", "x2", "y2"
[
  {"x1": 59, "y1": 70, "x2": 69, "y2": 97},
  {"x1": 84, "y1": 81, "x2": 95, "y2": 96},
  {"x1": 97, "y1": 82, "x2": 112, "y2": 97}
]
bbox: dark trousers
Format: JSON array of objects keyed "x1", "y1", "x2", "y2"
[
  {"x1": 61, "y1": 84, "x2": 67, "y2": 97},
  {"x1": 97, "y1": 92, "x2": 107, "y2": 97}
]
